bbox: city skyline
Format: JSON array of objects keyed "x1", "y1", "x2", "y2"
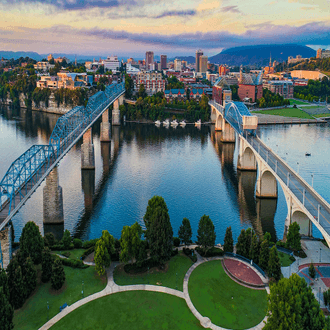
[{"x1": 0, "y1": 0, "x2": 329, "y2": 56}]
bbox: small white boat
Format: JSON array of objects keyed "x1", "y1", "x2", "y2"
[
  {"x1": 180, "y1": 120, "x2": 186, "y2": 127},
  {"x1": 155, "y1": 120, "x2": 161, "y2": 126},
  {"x1": 195, "y1": 119, "x2": 201, "y2": 127},
  {"x1": 163, "y1": 119, "x2": 170, "y2": 127},
  {"x1": 170, "y1": 119, "x2": 178, "y2": 127}
]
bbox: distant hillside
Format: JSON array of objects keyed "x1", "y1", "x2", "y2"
[
  {"x1": 209, "y1": 44, "x2": 316, "y2": 66},
  {"x1": 0, "y1": 51, "x2": 43, "y2": 61}
]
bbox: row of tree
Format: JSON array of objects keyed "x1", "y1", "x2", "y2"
[
  {"x1": 294, "y1": 77, "x2": 330, "y2": 103},
  {"x1": 257, "y1": 89, "x2": 290, "y2": 108}
]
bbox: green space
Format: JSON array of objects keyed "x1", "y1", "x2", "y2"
[
  {"x1": 278, "y1": 252, "x2": 295, "y2": 267},
  {"x1": 252, "y1": 108, "x2": 314, "y2": 119},
  {"x1": 113, "y1": 252, "x2": 193, "y2": 291},
  {"x1": 14, "y1": 265, "x2": 106, "y2": 330},
  {"x1": 53, "y1": 249, "x2": 85, "y2": 261},
  {"x1": 299, "y1": 106, "x2": 324, "y2": 110},
  {"x1": 289, "y1": 99, "x2": 309, "y2": 105},
  {"x1": 315, "y1": 113, "x2": 330, "y2": 118},
  {"x1": 50, "y1": 291, "x2": 202, "y2": 330},
  {"x1": 189, "y1": 260, "x2": 267, "y2": 330}
]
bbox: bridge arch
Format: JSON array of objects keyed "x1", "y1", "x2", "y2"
[
  {"x1": 256, "y1": 169, "x2": 277, "y2": 198},
  {"x1": 238, "y1": 145, "x2": 257, "y2": 171},
  {"x1": 211, "y1": 106, "x2": 217, "y2": 123},
  {"x1": 215, "y1": 114, "x2": 223, "y2": 131},
  {"x1": 292, "y1": 211, "x2": 312, "y2": 236}
]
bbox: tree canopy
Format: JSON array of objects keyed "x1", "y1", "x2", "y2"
[
  {"x1": 223, "y1": 226, "x2": 234, "y2": 253},
  {"x1": 178, "y1": 218, "x2": 192, "y2": 246},
  {"x1": 197, "y1": 215, "x2": 216, "y2": 252},
  {"x1": 286, "y1": 222, "x2": 302, "y2": 251}
]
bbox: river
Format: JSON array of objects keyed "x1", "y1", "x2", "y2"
[{"x1": 1, "y1": 105, "x2": 329, "y2": 243}]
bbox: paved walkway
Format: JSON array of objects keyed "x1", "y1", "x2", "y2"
[{"x1": 40, "y1": 252, "x2": 268, "y2": 330}]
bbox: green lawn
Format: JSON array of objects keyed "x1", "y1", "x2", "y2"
[
  {"x1": 314, "y1": 113, "x2": 330, "y2": 118},
  {"x1": 299, "y1": 106, "x2": 324, "y2": 110},
  {"x1": 113, "y1": 253, "x2": 193, "y2": 291},
  {"x1": 289, "y1": 99, "x2": 309, "y2": 105},
  {"x1": 53, "y1": 249, "x2": 85, "y2": 260},
  {"x1": 253, "y1": 108, "x2": 314, "y2": 119},
  {"x1": 50, "y1": 291, "x2": 202, "y2": 330},
  {"x1": 189, "y1": 260, "x2": 267, "y2": 330},
  {"x1": 278, "y1": 252, "x2": 295, "y2": 267},
  {"x1": 14, "y1": 265, "x2": 106, "y2": 330}
]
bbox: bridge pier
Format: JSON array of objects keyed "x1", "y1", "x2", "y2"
[
  {"x1": 100, "y1": 109, "x2": 111, "y2": 142},
  {"x1": 237, "y1": 136, "x2": 257, "y2": 171},
  {"x1": 221, "y1": 121, "x2": 236, "y2": 143},
  {"x1": 112, "y1": 95, "x2": 124, "y2": 126},
  {"x1": 43, "y1": 166, "x2": 64, "y2": 224},
  {"x1": 210, "y1": 106, "x2": 217, "y2": 123},
  {"x1": 255, "y1": 160, "x2": 278, "y2": 198},
  {"x1": 0, "y1": 226, "x2": 12, "y2": 268},
  {"x1": 81, "y1": 128, "x2": 95, "y2": 170}
]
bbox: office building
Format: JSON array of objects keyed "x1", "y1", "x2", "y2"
[
  {"x1": 103, "y1": 56, "x2": 120, "y2": 72},
  {"x1": 263, "y1": 80, "x2": 294, "y2": 99},
  {"x1": 317, "y1": 48, "x2": 330, "y2": 59},
  {"x1": 196, "y1": 49, "x2": 203, "y2": 72},
  {"x1": 160, "y1": 55, "x2": 167, "y2": 70},
  {"x1": 146, "y1": 51, "x2": 154, "y2": 71},
  {"x1": 174, "y1": 59, "x2": 182, "y2": 71},
  {"x1": 199, "y1": 55, "x2": 208, "y2": 73}
]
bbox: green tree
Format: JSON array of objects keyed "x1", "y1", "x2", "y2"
[
  {"x1": 41, "y1": 247, "x2": 53, "y2": 283},
  {"x1": 309, "y1": 263, "x2": 316, "y2": 280},
  {"x1": 62, "y1": 229, "x2": 72, "y2": 250},
  {"x1": 223, "y1": 226, "x2": 234, "y2": 253},
  {"x1": 44, "y1": 232, "x2": 56, "y2": 248},
  {"x1": 197, "y1": 215, "x2": 216, "y2": 253},
  {"x1": 19, "y1": 221, "x2": 44, "y2": 264},
  {"x1": 23, "y1": 256, "x2": 37, "y2": 297},
  {"x1": 286, "y1": 222, "x2": 301, "y2": 251},
  {"x1": 259, "y1": 239, "x2": 270, "y2": 271},
  {"x1": 51, "y1": 259, "x2": 65, "y2": 290},
  {"x1": 0, "y1": 268, "x2": 9, "y2": 299},
  {"x1": 236, "y1": 229, "x2": 247, "y2": 257},
  {"x1": 125, "y1": 74, "x2": 134, "y2": 99},
  {"x1": 6, "y1": 258, "x2": 25, "y2": 309},
  {"x1": 250, "y1": 233, "x2": 260, "y2": 264},
  {"x1": 137, "y1": 241, "x2": 148, "y2": 268},
  {"x1": 94, "y1": 239, "x2": 110, "y2": 275},
  {"x1": 264, "y1": 274, "x2": 326, "y2": 330},
  {"x1": 143, "y1": 196, "x2": 173, "y2": 264},
  {"x1": 138, "y1": 84, "x2": 147, "y2": 99},
  {"x1": 0, "y1": 287, "x2": 14, "y2": 330},
  {"x1": 100, "y1": 230, "x2": 115, "y2": 256},
  {"x1": 245, "y1": 228, "x2": 253, "y2": 258},
  {"x1": 268, "y1": 246, "x2": 282, "y2": 281},
  {"x1": 120, "y1": 222, "x2": 142, "y2": 263},
  {"x1": 178, "y1": 218, "x2": 192, "y2": 246}
]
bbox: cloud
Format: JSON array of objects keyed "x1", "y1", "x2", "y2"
[
  {"x1": 105, "y1": 9, "x2": 197, "y2": 19},
  {"x1": 221, "y1": 5, "x2": 240, "y2": 13},
  {"x1": 154, "y1": 10, "x2": 197, "y2": 19}
]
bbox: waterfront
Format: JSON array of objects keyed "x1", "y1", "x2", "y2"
[{"x1": 1, "y1": 106, "x2": 329, "y2": 243}]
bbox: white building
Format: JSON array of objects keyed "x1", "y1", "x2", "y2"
[
  {"x1": 126, "y1": 63, "x2": 140, "y2": 75},
  {"x1": 174, "y1": 59, "x2": 182, "y2": 72},
  {"x1": 103, "y1": 56, "x2": 120, "y2": 72}
]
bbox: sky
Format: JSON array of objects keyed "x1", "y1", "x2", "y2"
[{"x1": 0, "y1": 0, "x2": 329, "y2": 58}]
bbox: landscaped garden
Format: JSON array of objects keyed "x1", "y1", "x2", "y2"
[
  {"x1": 289, "y1": 99, "x2": 309, "y2": 105},
  {"x1": 13, "y1": 265, "x2": 106, "y2": 330},
  {"x1": 49, "y1": 291, "x2": 202, "y2": 330},
  {"x1": 113, "y1": 252, "x2": 193, "y2": 291},
  {"x1": 252, "y1": 108, "x2": 314, "y2": 119},
  {"x1": 278, "y1": 251, "x2": 295, "y2": 267},
  {"x1": 188, "y1": 260, "x2": 267, "y2": 330}
]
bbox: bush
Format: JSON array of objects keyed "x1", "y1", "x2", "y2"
[
  {"x1": 195, "y1": 246, "x2": 224, "y2": 257},
  {"x1": 61, "y1": 252, "x2": 70, "y2": 258},
  {"x1": 81, "y1": 246, "x2": 94, "y2": 260},
  {"x1": 44, "y1": 233, "x2": 56, "y2": 247},
  {"x1": 124, "y1": 258, "x2": 159, "y2": 274},
  {"x1": 51, "y1": 259, "x2": 65, "y2": 290},
  {"x1": 50, "y1": 244, "x2": 65, "y2": 251},
  {"x1": 73, "y1": 238, "x2": 83, "y2": 249},
  {"x1": 171, "y1": 249, "x2": 178, "y2": 257},
  {"x1": 62, "y1": 230, "x2": 72, "y2": 250},
  {"x1": 183, "y1": 248, "x2": 197, "y2": 262},
  {"x1": 276, "y1": 241, "x2": 286, "y2": 248},
  {"x1": 294, "y1": 250, "x2": 307, "y2": 258},
  {"x1": 289, "y1": 255, "x2": 296, "y2": 262},
  {"x1": 83, "y1": 238, "x2": 99, "y2": 249},
  {"x1": 61, "y1": 258, "x2": 89, "y2": 269},
  {"x1": 173, "y1": 237, "x2": 180, "y2": 247}
]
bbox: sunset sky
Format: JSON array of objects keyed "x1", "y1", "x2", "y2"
[{"x1": 0, "y1": 0, "x2": 329, "y2": 57}]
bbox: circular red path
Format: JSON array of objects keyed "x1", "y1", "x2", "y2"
[{"x1": 224, "y1": 258, "x2": 263, "y2": 286}]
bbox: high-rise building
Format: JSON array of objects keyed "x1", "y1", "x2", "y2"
[
  {"x1": 317, "y1": 48, "x2": 330, "y2": 59},
  {"x1": 199, "y1": 55, "x2": 208, "y2": 73},
  {"x1": 196, "y1": 49, "x2": 203, "y2": 72},
  {"x1": 146, "y1": 51, "x2": 154, "y2": 71},
  {"x1": 103, "y1": 55, "x2": 120, "y2": 72},
  {"x1": 174, "y1": 59, "x2": 182, "y2": 71},
  {"x1": 160, "y1": 55, "x2": 167, "y2": 70}
]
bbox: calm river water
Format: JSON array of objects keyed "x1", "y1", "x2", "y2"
[{"x1": 1, "y1": 106, "x2": 329, "y2": 243}]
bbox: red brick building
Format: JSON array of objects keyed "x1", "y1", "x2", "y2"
[{"x1": 238, "y1": 71, "x2": 263, "y2": 102}]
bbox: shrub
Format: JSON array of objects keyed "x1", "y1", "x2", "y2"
[
  {"x1": 82, "y1": 238, "x2": 99, "y2": 249},
  {"x1": 183, "y1": 248, "x2": 197, "y2": 262},
  {"x1": 61, "y1": 251, "x2": 70, "y2": 258},
  {"x1": 81, "y1": 246, "x2": 94, "y2": 260},
  {"x1": 173, "y1": 237, "x2": 180, "y2": 247},
  {"x1": 51, "y1": 259, "x2": 65, "y2": 290},
  {"x1": 73, "y1": 238, "x2": 83, "y2": 249},
  {"x1": 289, "y1": 255, "x2": 296, "y2": 262},
  {"x1": 294, "y1": 250, "x2": 307, "y2": 258},
  {"x1": 62, "y1": 230, "x2": 72, "y2": 250},
  {"x1": 276, "y1": 241, "x2": 286, "y2": 248},
  {"x1": 44, "y1": 233, "x2": 56, "y2": 247},
  {"x1": 124, "y1": 258, "x2": 159, "y2": 274},
  {"x1": 171, "y1": 249, "x2": 178, "y2": 257},
  {"x1": 50, "y1": 244, "x2": 65, "y2": 251},
  {"x1": 195, "y1": 246, "x2": 224, "y2": 257},
  {"x1": 61, "y1": 258, "x2": 88, "y2": 269}
]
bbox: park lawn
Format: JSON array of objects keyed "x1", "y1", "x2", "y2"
[
  {"x1": 278, "y1": 252, "x2": 295, "y2": 267},
  {"x1": 14, "y1": 265, "x2": 106, "y2": 330},
  {"x1": 315, "y1": 113, "x2": 330, "y2": 118},
  {"x1": 299, "y1": 106, "x2": 324, "y2": 110},
  {"x1": 52, "y1": 249, "x2": 85, "y2": 260},
  {"x1": 50, "y1": 291, "x2": 202, "y2": 330},
  {"x1": 289, "y1": 99, "x2": 309, "y2": 105},
  {"x1": 189, "y1": 260, "x2": 267, "y2": 330},
  {"x1": 113, "y1": 252, "x2": 193, "y2": 291},
  {"x1": 253, "y1": 108, "x2": 314, "y2": 119}
]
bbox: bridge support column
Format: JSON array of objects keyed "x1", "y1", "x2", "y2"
[
  {"x1": 256, "y1": 161, "x2": 278, "y2": 198},
  {"x1": 100, "y1": 109, "x2": 111, "y2": 142},
  {"x1": 0, "y1": 226, "x2": 12, "y2": 268},
  {"x1": 81, "y1": 128, "x2": 95, "y2": 170},
  {"x1": 112, "y1": 99, "x2": 120, "y2": 126},
  {"x1": 237, "y1": 136, "x2": 257, "y2": 171},
  {"x1": 215, "y1": 114, "x2": 223, "y2": 131},
  {"x1": 211, "y1": 106, "x2": 217, "y2": 123},
  {"x1": 43, "y1": 166, "x2": 64, "y2": 224},
  {"x1": 221, "y1": 120, "x2": 235, "y2": 143}
]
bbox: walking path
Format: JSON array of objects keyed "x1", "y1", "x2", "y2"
[{"x1": 40, "y1": 252, "x2": 268, "y2": 330}]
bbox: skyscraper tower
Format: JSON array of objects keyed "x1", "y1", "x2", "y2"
[
  {"x1": 160, "y1": 55, "x2": 167, "y2": 70},
  {"x1": 146, "y1": 51, "x2": 154, "y2": 71},
  {"x1": 196, "y1": 49, "x2": 203, "y2": 72}
]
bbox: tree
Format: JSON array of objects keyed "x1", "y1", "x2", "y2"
[
  {"x1": 268, "y1": 246, "x2": 282, "y2": 281},
  {"x1": 51, "y1": 259, "x2": 65, "y2": 290},
  {"x1": 178, "y1": 218, "x2": 192, "y2": 246},
  {"x1": 44, "y1": 232, "x2": 56, "y2": 248},
  {"x1": 223, "y1": 226, "x2": 234, "y2": 253},
  {"x1": 6, "y1": 258, "x2": 25, "y2": 309},
  {"x1": 138, "y1": 84, "x2": 147, "y2": 99},
  {"x1": 309, "y1": 263, "x2": 316, "y2": 280},
  {"x1": 0, "y1": 287, "x2": 14, "y2": 330},
  {"x1": 245, "y1": 228, "x2": 253, "y2": 257},
  {"x1": 23, "y1": 256, "x2": 37, "y2": 298},
  {"x1": 125, "y1": 74, "x2": 134, "y2": 99},
  {"x1": 120, "y1": 223, "x2": 142, "y2": 263},
  {"x1": 250, "y1": 233, "x2": 260, "y2": 264},
  {"x1": 143, "y1": 196, "x2": 173, "y2": 264},
  {"x1": 236, "y1": 229, "x2": 247, "y2": 257},
  {"x1": 94, "y1": 239, "x2": 110, "y2": 275},
  {"x1": 19, "y1": 221, "x2": 44, "y2": 264},
  {"x1": 259, "y1": 239, "x2": 270, "y2": 271},
  {"x1": 62, "y1": 229, "x2": 72, "y2": 250},
  {"x1": 197, "y1": 215, "x2": 216, "y2": 253},
  {"x1": 286, "y1": 222, "x2": 301, "y2": 251},
  {"x1": 264, "y1": 274, "x2": 326, "y2": 330},
  {"x1": 0, "y1": 268, "x2": 9, "y2": 299},
  {"x1": 137, "y1": 241, "x2": 147, "y2": 268},
  {"x1": 101, "y1": 230, "x2": 115, "y2": 256},
  {"x1": 41, "y1": 247, "x2": 53, "y2": 283}
]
